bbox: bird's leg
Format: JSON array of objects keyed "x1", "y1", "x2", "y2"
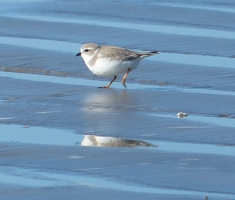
[
  {"x1": 99, "y1": 76, "x2": 117, "y2": 89},
  {"x1": 121, "y1": 68, "x2": 131, "y2": 88}
]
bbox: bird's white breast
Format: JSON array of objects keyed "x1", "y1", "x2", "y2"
[{"x1": 86, "y1": 57, "x2": 141, "y2": 77}]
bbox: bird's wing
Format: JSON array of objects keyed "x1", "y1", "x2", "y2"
[{"x1": 98, "y1": 46, "x2": 140, "y2": 61}]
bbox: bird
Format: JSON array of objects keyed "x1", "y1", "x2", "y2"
[{"x1": 76, "y1": 43, "x2": 158, "y2": 88}]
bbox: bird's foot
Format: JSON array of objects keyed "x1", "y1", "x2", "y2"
[
  {"x1": 99, "y1": 85, "x2": 110, "y2": 89},
  {"x1": 121, "y1": 80, "x2": 127, "y2": 88}
]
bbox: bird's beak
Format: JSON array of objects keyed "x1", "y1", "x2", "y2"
[{"x1": 76, "y1": 52, "x2": 81, "y2": 56}]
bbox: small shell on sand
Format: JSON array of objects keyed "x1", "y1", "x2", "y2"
[{"x1": 177, "y1": 112, "x2": 188, "y2": 118}]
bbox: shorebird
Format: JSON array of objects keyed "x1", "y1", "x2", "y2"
[{"x1": 76, "y1": 43, "x2": 158, "y2": 88}]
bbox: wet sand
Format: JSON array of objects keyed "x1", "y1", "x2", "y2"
[{"x1": 0, "y1": 1, "x2": 235, "y2": 199}]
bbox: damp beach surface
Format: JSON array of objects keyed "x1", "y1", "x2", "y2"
[{"x1": 0, "y1": 1, "x2": 235, "y2": 199}]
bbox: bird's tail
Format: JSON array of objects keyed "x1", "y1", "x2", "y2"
[
  {"x1": 149, "y1": 51, "x2": 159, "y2": 55},
  {"x1": 139, "y1": 51, "x2": 159, "y2": 58}
]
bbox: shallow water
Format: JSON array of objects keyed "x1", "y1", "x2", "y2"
[
  {"x1": 1, "y1": 71, "x2": 235, "y2": 96},
  {"x1": 1, "y1": 1, "x2": 235, "y2": 199},
  {"x1": 2, "y1": 14, "x2": 235, "y2": 40},
  {"x1": 151, "y1": 113, "x2": 235, "y2": 128},
  {"x1": 1, "y1": 124, "x2": 234, "y2": 156},
  {"x1": 0, "y1": 36, "x2": 80, "y2": 52},
  {"x1": 0, "y1": 166, "x2": 234, "y2": 199},
  {"x1": 1, "y1": 36, "x2": 235, "y2": 69}
]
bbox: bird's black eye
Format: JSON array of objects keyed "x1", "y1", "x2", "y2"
[{"x1": 84, "y1": 49, "x2": 89, "y2": 52}]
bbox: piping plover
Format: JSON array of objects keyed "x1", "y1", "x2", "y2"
[{"x1": 76, "y1": 43, "x2": 158, "y2": 88}]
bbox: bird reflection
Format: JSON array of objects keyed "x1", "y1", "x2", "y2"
[
  {"x1": 82, "y1": 89, "x2": 133, "y2": 113},
  {"x1": 81, "y1": 135, "x2": 154, "y2": 148}
]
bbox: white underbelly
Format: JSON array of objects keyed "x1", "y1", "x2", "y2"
[{"x1": 86, "y1": 58, "x2": 140, "y2": 77}]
